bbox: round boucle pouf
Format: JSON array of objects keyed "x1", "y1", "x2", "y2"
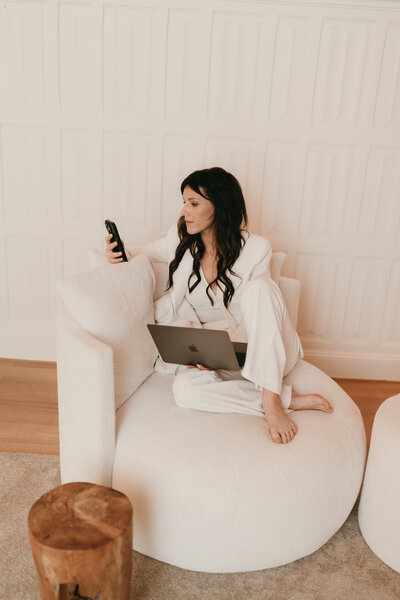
[
  {"x1": 112, "y1": 359, "x2": 367, "y2": 573},
  {"x1": 358, "y1": 394, "x2": 400, "y2": 573}
]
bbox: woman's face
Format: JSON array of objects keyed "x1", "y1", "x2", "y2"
[{"x1": 181, "y1": 185, "x2": 215, "y2": 236}]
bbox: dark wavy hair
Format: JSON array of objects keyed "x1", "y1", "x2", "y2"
[{"x1": 166, "y1": 167, "x2": 248, "y2": 307}]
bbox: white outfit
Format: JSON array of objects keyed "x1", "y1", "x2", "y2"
[{"x1": 127, "y1": 224, "x2": 303, "y2": 414}]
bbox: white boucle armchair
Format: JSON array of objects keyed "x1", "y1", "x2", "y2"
[{"x1": 56, "y1": 255, "x2": 366, "y2": 573}]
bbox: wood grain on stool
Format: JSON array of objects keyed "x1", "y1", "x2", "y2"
[{"x1": 28, "y1": 482, "x2": 133, "y2": 600}]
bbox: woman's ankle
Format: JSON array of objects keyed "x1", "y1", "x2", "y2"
[{"x1": 262, "y1": 389, "x2": 282, "y2": 412}]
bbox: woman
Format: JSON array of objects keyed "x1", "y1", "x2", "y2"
[{"x1": 105, "y1": 167, "x2": 332, "y2": 444}]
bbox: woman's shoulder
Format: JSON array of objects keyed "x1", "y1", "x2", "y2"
[
  {"x1": 241, "y1": 230, "x2": 272, "y2": 254},
  {"x1": 232, "y1": 231, "x2": 272, "y2": 276}
]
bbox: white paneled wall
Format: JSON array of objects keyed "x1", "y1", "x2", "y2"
[{"x1": 0, "y1": 0, "x2": 399, "y2": 379}]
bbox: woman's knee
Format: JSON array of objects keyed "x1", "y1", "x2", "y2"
[
  {"x1": 241, "y1": 277, "x2": 282, "y2": 308},
  {"x1": 240, "y1": 277, "x2": 286, "y2": 327}
]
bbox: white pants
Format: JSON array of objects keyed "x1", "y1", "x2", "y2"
[{"x1": 172, "y1": 278, "x2": 303, "y2": 415}]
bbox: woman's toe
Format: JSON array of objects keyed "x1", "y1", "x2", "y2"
[
  {"x1": 271, "y1": 430, "x2": 282, "y2": 443},
  {"x1": 318, "y1": 395, "x2": 333, "y2": 412}
]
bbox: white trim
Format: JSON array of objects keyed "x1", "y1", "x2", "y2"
[
  {"x1": 1, "y1": 332, "x2": 399, "y2": 381},
  {"x1": 0, "y1": 332, "x2": 56, "y2": 362},
  {"x1": 304, "y1": 349, "x2": 400, "y2": 381},
  {"x1": 223, "y1": 0, "x2": 400, "y2": 11}
]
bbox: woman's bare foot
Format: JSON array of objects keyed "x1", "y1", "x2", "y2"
[
  {"x1": 262, "y1": 389, "x2": 297, "y2": 444},
  {"x1": 289, "y1": 393, "x2": 333, "y2": 413}
]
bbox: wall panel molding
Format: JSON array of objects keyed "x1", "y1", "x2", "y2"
[{"x1": 0, "y1": 0, "x2": 399, "y2": 379}]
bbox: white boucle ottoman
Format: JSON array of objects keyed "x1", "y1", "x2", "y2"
[
  {"x1": 358, "y1": 394, "x2": 400, "y2": 573},
  {"x1": 112, "y1": 359, "x2": 367, "y2": 573}
]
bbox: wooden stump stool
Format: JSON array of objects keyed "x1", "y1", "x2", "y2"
[{"x1": 28, "y1": 482, "x2": 133, "y2": 600}]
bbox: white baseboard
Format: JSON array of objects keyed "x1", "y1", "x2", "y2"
[
  {"x1": 0, "y1": 331, "x2": 56, "y2": 362},
  {"x1": 304, "y1": 350, "x2": 400, "y2": 381},
  {"x1": 1, "y1": 330, "x2": 399, "y2": 382}
]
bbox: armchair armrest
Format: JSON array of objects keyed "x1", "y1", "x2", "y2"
[{"x1": 56, "y1": 306, "x2": 115, "y2": 486}]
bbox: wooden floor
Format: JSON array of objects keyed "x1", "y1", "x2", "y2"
[
  {"x1": 0, "y1": 359, "x2": 59, "y2": 455},
  {"x1": 0, "y1": 358, "x2": 399, "y2": 455}
]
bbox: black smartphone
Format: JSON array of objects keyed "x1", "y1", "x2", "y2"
[{"x1": 104, "y1": 220, "x2": 128, "y2": 262}]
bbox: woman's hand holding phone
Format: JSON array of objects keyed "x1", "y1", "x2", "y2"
[
  {"x1": 105, "y1": 234, "x2": 125, "y2": 264},
  {"x1": 104, "y1": 220, "x2": 128, "y2": 263}
]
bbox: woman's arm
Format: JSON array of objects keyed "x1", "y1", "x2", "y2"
[
  {"x1": 105, "y1": 223, "x2": 179, "y2": 264},
  {"x1": 125, "y1": 223, "x2": 179, "y2": 263}
]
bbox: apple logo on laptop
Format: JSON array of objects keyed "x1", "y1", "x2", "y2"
[{"x1": 188, "y1": 344, "x2": 198, "y2": 353}]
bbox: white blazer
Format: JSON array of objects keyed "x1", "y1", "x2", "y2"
[{"x1": 127, "y1": 223, "x2": 273, "y2": 338}]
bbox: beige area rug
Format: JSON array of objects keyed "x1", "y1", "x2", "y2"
[{"x1": 1, "y1": 452, "x2": 400, "y2": 600}]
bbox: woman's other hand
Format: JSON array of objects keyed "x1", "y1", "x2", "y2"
[
  {"x1": 105, "y1": 233, "x2": 125, "y2": 264},
  {"x1": 186, "y1": 364, "x2": 235, "y2": 374}
]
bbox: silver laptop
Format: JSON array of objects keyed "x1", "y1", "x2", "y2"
[{"x1": 147, "y1": 324, "x2": 247, "y2": 371}]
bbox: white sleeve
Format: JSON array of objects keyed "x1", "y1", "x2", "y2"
[{"x1": 125, "y1": 223, "x2": 179, "y2": 263}]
